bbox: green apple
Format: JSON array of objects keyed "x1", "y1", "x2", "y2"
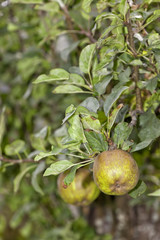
[
  {"x1": 58, "y1": 168, "x2": 100, "y2": 206},
  {"x1": 93, "y1": 149, "x2": 139, "y2": 195}
]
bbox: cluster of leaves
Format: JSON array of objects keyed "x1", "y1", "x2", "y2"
[
  {"x1": 32, "y1": 0, "x2": 160, "y2": 198},
  {"x1": 1, "y1": 0, "x2": 160, "y2": 238}
]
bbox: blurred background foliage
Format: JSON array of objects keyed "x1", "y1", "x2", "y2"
[
  {"x1": 0, "y1": 1, "x2": 111, "y2": 239},
  {"x1": 0, "y1": 0, "x2": 160, "y2": 239}
]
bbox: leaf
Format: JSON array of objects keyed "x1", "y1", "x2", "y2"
[
  {"x1": 129, "y1": 180, "x2": 147, "y2": 199},
  {"x1": 100, "y1": 25, "x2": 122, "y2": 39},
  {"x1": 63, "y1": 165, "x2": 79, "y2": 186},
  {"x1": 94, "y1": 75, "x2": 112, "y2": 95},
  {"x1": 4, "y1": 140, "x2": 26, "y2": 156},
  {"x1": 62, "y1": 140, "x2": 81, "y2": 151},
  {"x1": 11, "y1": 0, "x2": 43, "y2": 3},
  {"x1": 145, "y1": 9, "x2": 160, "y2": 27},
  {"x1": 85, "y1": 131, "x2": 108, "y2": 152},
  {"x1": 52, "y1": 85, "x2": 85, "y2": 94},
  {"x1": 34, "y1": 2, "x2": 59, "y2": 13},
  {"x1": 146, "y1": 77, "x2": 158, "y2": 93},
  {"x1": 14, "y1": 165, "x2": 36, "y2": 193},
  {"x1": 118, "y1": 67, "x2": 131, "y2": 82},
  {"x1": 138, "y1": 110, "x2": 160, "y2": 141},
  {"x1": 118, "y1": 0, "x2": 129, "y2": 18},
  {"x1": 34, "y1": 126, "x2": 48, "y2": 139},
  {"x1": 31, "y1": 162, "x2": 45, "y2": 195},
  {"x1": 65, "y1": 104, "x2": 76, "y2": 115},
  {"x1": 34, "y1": 147, "x2": 62, "y2": 161},
  {"x1": 62, "y1": 104, "x2": 76, "y2": 124},
  {"x1": 0, "y1": 107, "x2": 6, "y2": 154},
  {"x1": 81, "y1": 115, "x2": 101, "y2": 131},
  {"x1": 33, "y1": 69, "x2": 69, "y2": 84},
  {"x1": 130, "y1": 59, "x2": 143, "y2": 66},
  {"x1": 103, "y1": 85, "x2": 128, "y2": 116},
  {"x1": 69, "y1": 73, "x2": 85, "y2": 85},
  {"x1": 82, "y1": 0, "x2": 94, "y2": 13},
  {"x1": 131, "y1": 139, "x2": 152, "y2": 152},
  {"x1": 68, "y1": 115, "x2": 86, "y2": 142},
  {"x1": 107, "y1": 104, "x2": 124, "y2": 131},
  {"x1": 148, "y1": 33, "x2": 160, "y2": 47},
  {"x1": 148, "y1": 189, "x2": 160, "y2": 196},
  {"x1": 76, "y1": 106, "x2": 98, "y2": 118},
  {"x1": 96, "y1": 12, "x2": 120, "y2": 22},
  {"x1": 80, "y1": 97, "x2": 100, "y2": 113},
  {"x1": 79, "y1": 44, "x2": 96, "y2": 74},
  {"x1": 113, "y1": 122, "x2": 132, "y2": 147},
  {"x1": 121, "y1": 140, "x2": 134, "y2": 151},
  {"x1": 43, "y1": 160, "x2": 74, "y2": 176}
]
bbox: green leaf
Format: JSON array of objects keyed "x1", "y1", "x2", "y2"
[
  {"x1": 138, "y1": 110, "x2": 160, "y2": 141},
  {"x1": 79, "y1": 44, "x2": 96, "y2": 74},
  {"x1": 11, "y1": 0, "x2": 43, "y2": 3},
  {"x1": 80, "y1": 97, "x2": 100, "y2": 113},
  {"x1": 14, "y1": 165, "x2": 36, "y2": 193},
  {"x1": 100, "y1": 25, "x2": 122, "y2": 39},
  {"x1": 145, "y1": 9, "x2": 160, "y2": 27},
  {"x1": 63, "y1": 165, "x2": 79, "y2": 186},
  {"x1": 34, "y1": 2, "x2": 59, "y2": 13},
  {"x1": 113, "y1": 122, "x2": 132, "y2": 147},
  {"x1": 43, "y1": 160, "x2": 74, "y2": 176},
  {"x1": 146, "y1": 77, "x2": 158, "y2": 93},
  {"x1": 121, "y1": 140, "x2": 134, "y2": 151},
  {"x1": 4, "y1": 140, "x2": 26, "y2": 156},
  {"x1": 107, "y1": 104, "x2": 124, "y2": 131},
  {"x1": 34, "y1": 147, "x2": 62, "y2": 161},
  {"x1": 69, "y1": 73, "x2": 85, "y2": 85},
  {"x1": 76, "y1": 106, "x2": 98, "y2": 118},
  {"x1": 118, "y1": 0, "x2": 129, "y2": 18},
  {"x1": 62, "y1": 140, "x2": 81, "y2": 151},
  {"x1": 130, "y1": 59, "x2": 143, "y2": 66},
  {"x1": 82, "y1": 0, "x2": 94, "y2": 13},
  {"x1": 148, "y1": 189, "x2": 160, "y2": 196},
  {"x1": 52, "y1": 85, "x2": 85, "y2": 94},
  {"x1": 148, "y1": 33, "x2": 160, "y2": 47},
  {"x1": 68, "y1": 115, "x2": 86, "y2": 142},
  {"x1": 31, "y1": 162, "x2": 45, "y2": 195},
  {"x1": 34, "y1": 126, "x2": 48, "y2": 139},
  {"x1": 85, "y1": 131, "x2": 108, "y2": 152},
  {"x1": 96, "y1": 12, "x2": 120, "y2": 22},
  {"x1": 131, "y1": 139, "x2": 152, "y2": 152},
  {"x1": 118, "y1": 67, "x2": 131, "y2": 82},
  {"x1": 129, "y1": 180, "x2": 147, "y2": 198},
  {"x1": 33, "y1": 69, "x2": 69, "y2": 84},
  {"x1": 103, "y1": 85, "x2": 128, "y2": 116},
  {"x1": 94, "y1": 76, "x2": 112, "y2": 95},
  {"x1": 62, "y1": 104, "x2": 76, "y2": 124},
  {"x1": 62, "y1": 111, "x2": 76, "y2": 125},
  {"x1": 81, "y1": 115, "x2": 101, "y2": 131}
]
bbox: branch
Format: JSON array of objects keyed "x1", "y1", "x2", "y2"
[
  {"x1": 61, "y1": 4, "x2": 96, "y2": 43},
  {"x1": 125, "y1": 8, "x2": 143, "y2": 112},
  {"x1": 0, "y1": 156, "x2": 35, "y2": 164},
  {"x1": 129, "y1": 110, "x2": 142, "y2": 127}
]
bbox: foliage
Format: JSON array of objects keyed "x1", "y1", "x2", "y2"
[{"x1": 1, "y1": 0, "x2": 160, "y2": 239}]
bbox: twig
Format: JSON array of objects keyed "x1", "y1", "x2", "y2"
[
  {"x1": 125, "y1": 7, "x2": 143, "y2": 112},
  {"x1": 61, "y1": 4, "x2": 96, "y2": 43},
  {"x1": 0, "y1": 156, "x2": 35, "y2": 164},
  {"x1": 129, "y1": 110, "x2": 142, "y2": 127}
]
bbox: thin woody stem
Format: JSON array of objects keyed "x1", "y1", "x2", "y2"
[
  {"x1": 125, "y1": 8, "x2": 143, "y2": 112},
  {"x1": 0, "y1": 156, "x2": 35, "y2": 164},
  {"x1": 61, "y1": 4, "x2": 96, "y2": 43}
]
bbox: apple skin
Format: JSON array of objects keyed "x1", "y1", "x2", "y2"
[
  {"x1": 93, "y1": 149, "x2": 139, "y2": 196},
  {"x1": 57, "y1": 168, "x2": 100, "y2": 206}
]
